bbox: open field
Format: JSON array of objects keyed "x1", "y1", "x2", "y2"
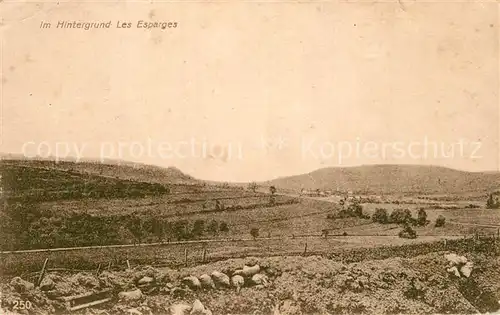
[
  {"x1": 36, "y1": 193, "x2": 297, "y2": 218},
  {"x1": 2, "y1": 159, "x2": 500, "y2": 274}
]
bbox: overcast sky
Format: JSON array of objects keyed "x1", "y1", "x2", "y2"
[{"x1": 1, "y1": 1, "x2": 498, "y2": 181}]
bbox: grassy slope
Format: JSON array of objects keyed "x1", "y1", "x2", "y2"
[{"x1": 0, "y1": 157, "x2": 199, "y2": 186}]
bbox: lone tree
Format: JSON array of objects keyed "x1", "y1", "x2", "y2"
[
  {"x1": 398, "y1": 224, "x2": 417, "y2": 239},
  {"x1": 269, "y1": 186, "x2": 277, "y2": 195},
  {"x1": 339, "y1": 198, "x2": 346, "y2": 207},
  {"x1": 417, "y1": 208, "x2": 429, "y2": 226},
  {"x1": 248, "y1": 182, "x2": 258, "y2": 193},
  {"x1": 219, "y1": 221, "x2": 229, "y2": 233},
  {"x1": 348, "y1": 201, "x2": 364, "y2": 218},
  {"x1": 250, "y1": 227, "x2": 259, "y2": 240},
  {"x1": 372, "y1": 208, "x2": 389, "y2": 224},
  {"x1": 487, "y1": 194, "x2": 499, "y2": 209},
  {"x1": 173, "y1": 220, "x2": 190, "y2": 241},
  {"x1": 390, "y1": 208, "x2": 412, "y2": 224},
  {"x1": 321, "y1": 229, "x2": 329, "y2": 238},
  {"x1": 215, "y1": 200, "x2": 225, "y2": 211},
  {"x1": 269, "y1": 186, "x2": 277, "y2": 205},
  {"x1": 207, "y1": 220, "x2": 219, "y2": 235},
  {"x1": 192, "y1": 219, "x2": 205, "y2": 238},
  {"x1": 435, "y1": 215, "x2": 446, "y2": 227}
]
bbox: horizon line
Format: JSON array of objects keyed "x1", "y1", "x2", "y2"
[{"x1": 1, "y1": 152, "x2": 499, "y2": 184}]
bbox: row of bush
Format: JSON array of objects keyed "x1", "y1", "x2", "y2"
[
  {"x1": 212, "y1": 198, "x2": 299, "y2": 212},
  {"x1": 327, "y1": 202, "x2": 370, "y2": 220},
  {"x1": 326, "y1": 202, "x2": 447, "y2": 240},
  {"x1": 372, "y1": 207, "x2": 446, "y2": 227}
]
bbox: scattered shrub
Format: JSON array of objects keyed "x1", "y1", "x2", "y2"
[
  {"x1": 435, "y1": 215, "x2": 446, "y2": 227},
  {"x1": 372, "y1": 208, "x2": 389, "y2": 224},
  {"x1": 191, "y1": 219, "x2": 205, "y2": 238},
  {"x1": 486, "y1": 193, "x2": 499, "y2": 209},
  {"x1": 250, "y1": 227, "x2": 259, "y2": 239},
  {"x1": 219, "y1": 221, "x2": 229, "y2": 233},
  {"x1": 398, "y1": 224, "x2": 417, "y2": 239},
  {"x1": 207, "y1": 220, "x2": 219, "y2": 235},
  {"x1": 390, "y1": 208, "x2": 412, "y2": 224},
  {"x1": 331, "y1": 201, "x2": 365, "y2": 219},
  {"x1": 348, "y1": 202, "x2": 363, "y2": 217},
  {"x1": 416, "y1": 208, "x2": 429, "y2": 226}
]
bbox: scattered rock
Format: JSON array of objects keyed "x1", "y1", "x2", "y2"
[
  {"x1": 234, "y1": 265, "x2": 260, "y2": 277},
  {"x1": 170, "y1": 303, "x2": 191, "y2": 315},
  {"x1": 445, "y1": 253, "x2": 467, "y2": 266},
  {"x1": 231, "y1": 275, "x2": 245, "y2": 292},
  {"x1": 190, "y1": 299, "x2": 209, "y2": 315},
  {"x1": 166, "y1": 282, "x2": 175, "y2": 289},
  {"x1": 10, "y1": 277, "x2": 34, "y2": 293},
  {"x1": 127, "y1": 308, "x2": 143, "y2": 315},
  {"x1": 275, "y1": 299, "x2": 301, "y2": 315},
  {"x1": 118, "y1": 289, "x2": 143, "y2": 301},
  {"x1": 73, "y1": 273, "x2": 100, "y2": 288},
  {"x1": 211, "y1": 271, "x2": 230, "y2": 288},
  {"x1": 251, "y1": 273, "x2": 269, "y2": 286},
  {"x1": 198, "y1": 274, "x2": 215, "y2": 290},
  {"x1": 445, "y1": 253, "x2": 474, "y2": 278},
  {"x1": 171, "y1": 287, "x2": 188, "y2": 298},
  {"x1": 447, "y1": 266, "x2": 461, "y2": 278},
  {"x1": 138, "y1": 276, "x2": 154, "y2": 286},
  {"x1": 98, "y1": 271, "x2": 130, "y2": 290},
  {"x1": 460, "y1": 262, "x2": 474, "y2": 278},
  {"x1": 182, "y1": 276, "x2": 201, "y2": 290},
  {"x1": 39, "y1": 278, "x2": 55, "y2": 291}
]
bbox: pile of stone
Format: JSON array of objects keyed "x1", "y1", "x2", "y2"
[
  {"x1": 444, "y1": 253, "x2": 473, "y2": 278},
  {"x1": 180, "y1": 264, "x2": 269, "y2": 293},
  {"x1": 170, "y1": 299, "x2": 212, "y2": 315}
]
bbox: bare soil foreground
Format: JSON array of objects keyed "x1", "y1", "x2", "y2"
[{"x1": 2, "y1": 240, "x2": 500, "y2": 315}]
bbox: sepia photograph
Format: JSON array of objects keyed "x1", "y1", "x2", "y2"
[{"x1": 0, "y1": 0, "x2": 499, "y2": 314}]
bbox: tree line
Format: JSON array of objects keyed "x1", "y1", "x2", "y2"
[{"x1": 0, "y1": 202, "x2": 230, "y2": 250}]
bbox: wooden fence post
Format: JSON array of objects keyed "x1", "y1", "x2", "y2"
[
  {"x1": 36, "y1": 258, "x2": 49, "y2": 287},
  {"x1": 303, "y1": 242, "x2": 308, "y2": 255},
  {"x1": 126, "y1": 260, "x2": 131, "y2": 270},
  {"x1": 202, "y1": 248, "x2": 207, "y2": 262},
  {"x1": 96, "y1": 264, "x2": 102, "y2": 276}
]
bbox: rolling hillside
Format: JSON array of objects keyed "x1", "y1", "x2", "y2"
[
  {"x1": 0, "y1": 159, "x2": 172, "y2": 202},
  {"x1": 0, "y1": 155, "x2": 198, "y2": 186},
  {"x1": 0, "y1": 157, "x2": 307, "y2": 251},
  {"x1": 265, "y1": 164, "x2": 500, "y2": 195}
]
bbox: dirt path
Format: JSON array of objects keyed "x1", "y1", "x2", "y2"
[{"x1": 448, "y1": 220, "x2": 500, "y2": 229}]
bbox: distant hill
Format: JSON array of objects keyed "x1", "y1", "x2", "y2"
[
  {"x1": 0, "y1": 155, "x2": 198, "y2": 185},
  {"x1": 264, "y1": 164, "x2": 500, "y2": 195},
  {"x1": 2, "y1": 155, "x2": 499, "y2": 195},
  {"x1": 0, "y1": 161, "x2": 174, "y2": 203}
]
